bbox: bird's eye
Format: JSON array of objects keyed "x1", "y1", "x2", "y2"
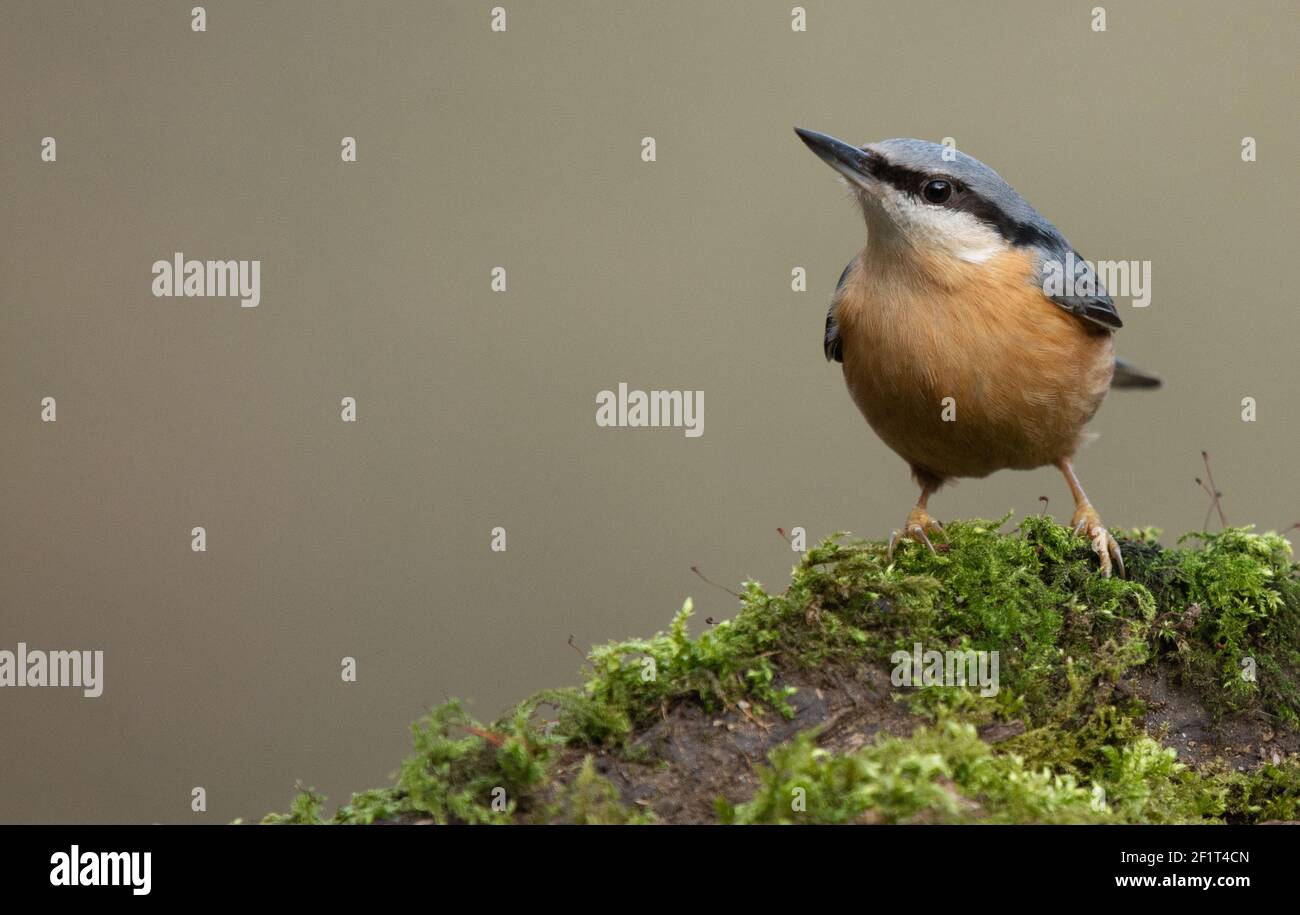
[{"x1": 922, "y1": 179, "x2": 953, "y2": 204}]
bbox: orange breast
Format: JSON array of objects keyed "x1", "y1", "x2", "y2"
[{"x1": 835, "y1": 245, "x2": 1114, "y2": 480}]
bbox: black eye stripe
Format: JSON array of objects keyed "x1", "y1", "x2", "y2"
[
  {"x1": 866, "y1": 151, "x2": 1054, "y2": 248},
  {"x1": 868, "y1": 158, "x2": 937, "y2": 196},
  {"x1": 866, "y1": 158, "x2": 966, "y2": 200}
]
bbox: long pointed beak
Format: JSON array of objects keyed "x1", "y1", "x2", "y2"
[{"x1": 794, "y1": 127, "x2": 878, "y2": 189}]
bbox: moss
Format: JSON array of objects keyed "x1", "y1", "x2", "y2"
[
  {"x1": 719, "y1": 720, "x2": 1109, "y2": 825},
  {"x1": 1219, "y1": 758, "x2": 1300, "y2": 822},
  {"x1": 875, "y1": 515, "x2": 1155, "y2": 722},
  {"x1": 1133, "y1": 528, "x2": 1300, "y2": 725},
  {"x1": 544, "y1": 756, "x2": 654, "y2": 825},
  {"x1": 266, "y1": 699, "x2": 562, "y2": 825},
  {"x1": 262, "y1": 517, "x2": 1300, "y2": 826},
  {"x1": 261, "y1": 782, "x2": 327, "y2": 825},
  {"x1": 561, "y1": 597, "x2": 799, "y2": 746},
  {"x1": 1005, "y1": 705, "x2": 1226, "y2": 823},
  {"x1": 720, "y1": 712, "x2": 1284, "y2": 825},
  {"x1": 331, "y1": 787, "x2": 402, "y2": 825}
]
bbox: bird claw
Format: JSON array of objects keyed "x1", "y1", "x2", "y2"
[
  {"x1": 1071, "y1": 503, "x2": 1125, "y2": 578},
  {"x1": 887, "y1": 509, "x2": 945, "y2": 559}
]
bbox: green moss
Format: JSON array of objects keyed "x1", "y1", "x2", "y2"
[
  {"x1": 876, "y1": 515, "x2": 1155, "y2": 722},
  {"x1": 1219, "y1": 758, "x2": 1300, "y2": 822},
  {"x1": 266, "y1": 700, "x2": 562, "y2": 825},
  {"x1": 1003, "y1": 704, "x2": 1226, "y2": 823},
  {"x1": 262, "y1": 517, "x2": 1300, "y2": 826},
  {"x1": 260, "y1": 782, "x2": 327, "y2": 825},
  {"x1": 331, "y1": 787, "x2": 402, "y2": 825},
  {"x1": 720, "y1": 712, "x2": 1277, "y2": 825},
  {"x1": 1133, "y1": 527, "x2": 1300, "y2": 725},
  {"x1": 719, "y1": 720, "x2": 1110, "y2": 824},
  {"x1": 544, "y1": 756, "x2": 654, "y2": 825},
  {"x1": 560, "y1": 598, "x2": 799, "y2": 746}
]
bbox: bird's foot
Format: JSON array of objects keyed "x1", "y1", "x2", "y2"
[
  {"x1": 1071, "y1": 502, "x2": 1125, "y2": 578},
  {"x1": 887, "y1": 508, "x2": 946, "y2": 559}
]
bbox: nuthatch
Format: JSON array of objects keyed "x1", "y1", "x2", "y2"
[{"x1": 795, "y1": 128, "x2": 1160, "y2": 576}]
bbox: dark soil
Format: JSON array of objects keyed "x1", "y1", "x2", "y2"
[
  {"x1": 544, "y1": 661, "x2": 922, "y2": 823},
  {"x1": 1134, "y1": 661, "x2": 1300, "y2": 771},
  {"x1": 533, "y1": 660, "x2": 1296, "y2": 824}
]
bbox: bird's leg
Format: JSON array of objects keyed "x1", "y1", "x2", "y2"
[
  {"x1": 888, "y1": 484, "x2": 945, "y2": 558},
  {"x1": 1057, "y1": 458, "x2": 1124, "y2": 578}
]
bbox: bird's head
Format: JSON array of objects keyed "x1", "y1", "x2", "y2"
[{"x1": 794, "y1": 128, "x2": 1063, "y2": 266}]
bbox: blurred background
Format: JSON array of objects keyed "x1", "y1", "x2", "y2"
[{"x1": 1, "y1": 0, "x2": 1296, "y2": 822}]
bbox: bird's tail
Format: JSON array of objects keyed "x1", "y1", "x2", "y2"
[{"x1": 1112, "y1": 357, "x2": 1162, "y2": 390}]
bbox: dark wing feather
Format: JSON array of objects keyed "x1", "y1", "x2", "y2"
[
  {"x1": 1033, "y1": 243, "x2": 1123, "y2": 331},
  {"x1": 824, "y1": 257, "x2": 855, "y2": 362},
  {"x1": 1112, "y1": 357, "x2": 1161, "y2": 389}
]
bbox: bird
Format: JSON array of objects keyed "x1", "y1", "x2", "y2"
[{"x1": 794, "y1": 127, "x2": 1160, "y2": 577}]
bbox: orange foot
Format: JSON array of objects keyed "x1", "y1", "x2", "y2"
[
  {"x1": 1072, "y1": 502, "x2": 1125, "y2": 578},
  {"x1": 887, "y1": 507, "x2": 946, "y2": 558}
]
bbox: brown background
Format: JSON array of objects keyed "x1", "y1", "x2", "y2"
[{"x1": 1, "y1": 1, "x2": 1296, "y2": 823}]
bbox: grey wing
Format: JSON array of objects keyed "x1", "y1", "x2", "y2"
[
  {"x1": 1033, "y1": 243, "x2": 1123, "y2": 331},
  {"x1": 824, "y1": 257, "x2": 855, "y2": 362}
]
